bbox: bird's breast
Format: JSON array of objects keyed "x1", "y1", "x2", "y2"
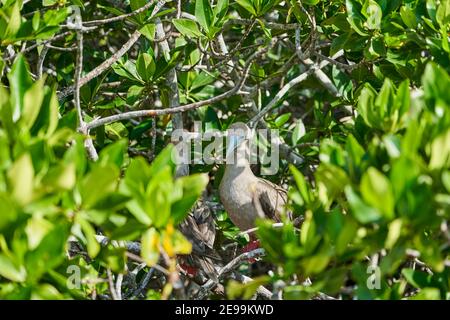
[{"x1": 219, "y1": 175, "x2": 259, "y2": 231}]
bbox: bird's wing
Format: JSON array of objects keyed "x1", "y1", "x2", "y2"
[
  {"x1": 179, "y1": 214, "x2": 220, "y2": 260},
  {"x1": 178, "y1": 201, "x2": 221, "y2": 281},
  {"x1": 253, "y1": 178, "x2": 288, "y2": 222}
]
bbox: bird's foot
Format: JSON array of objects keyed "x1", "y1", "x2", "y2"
[{"x1": 242, "y1": 240, "x2": 260, "y2": 263}]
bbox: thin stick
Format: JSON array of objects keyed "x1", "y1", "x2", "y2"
[
  {"x1": 195, "y1": 248, "x2": 266, "y2": 299},
  {"x1": 132, "y1": 268, "x2": 155, "y2": 298},
  {"x1": 84, "y1": 0, "x2": 157, "y2": 27},
  {"x1": 58, "y1": 1, "x2": 167, "y2": 100},
  {"x1": 250, "y1": 50, "x2": 344, "y2": 125},
  {"x1": 37, "y1": 45, "x2": 49, "y2": 78},
  {"x1": 115, "y1": 273, "x2": 123, "y2": 300},
  {"x1": 69, "y1": 8, "x2": 99, "y2": 160},
  {"x1": 85, "y1": 49, "x2": 262, "y2": 130},
  {"x1": 107, "y1": 269, "x2": 119, "y2": 300}
]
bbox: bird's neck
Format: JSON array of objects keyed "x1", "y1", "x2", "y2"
[{"x1": 224, "y1": 143, "x2": 254, "y2": 179}]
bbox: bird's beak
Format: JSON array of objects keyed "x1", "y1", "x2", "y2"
[{"x1": 226, "y1": 134, "x2": 243, "y2": 160}]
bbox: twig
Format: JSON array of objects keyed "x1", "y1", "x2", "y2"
[
  {"x1": 195, "y1": 248, "x2": 266, "y2": 299},
  {"x1": 238, "y1": 222, "x2": 284, "y2": 236},
  {"x1": 216, "y1": 34, "x2": 304, "y2": 166},
  {"x1": 132, "y1": 268, "x2": 155, "y2": 298},
  {"x1": 4, "y1": 31, "x2": 71, "y2": 62},
  {"x1": 58, "y1": 1, "x2": 166, "y2": 100},
  {"x1": 125, "y1": 252, "x2": 170, "y2": 276},
  {"x1": 72, "y1": 17, "x2": 84, "y2": 129},
  {"x1": 37, "y1": 45, "x2": 49, "y2": 78},
  {"x1": 107, "y1": 269, "x2": 119, "y2": 300},
  {"x1": 148, "y1": 117, "x2": 157, "y2": 161},
  {"x1": 85, "y1": 49, "x2": 264, "y2": 130},
  {"x1": 160, "y1": 248, "x2": 186, "y2": 300},
  {"x1": 302, "y1": 57, "x2": 340, "y2": 97},
  {"x1": 231, "y1": 272, "x2": 273, "y2": 300},
  {"x1": 312, "y1": 51, "x2": 363, "y2": 71},
  {"x1": 46, "y1": 44, "x2": 77, "y2": 52},
  {"x1": 58, "y1": 30, "x2": 141, "y2": 100},
  {"x1": 226, "y1": 19, "x2": 299, "y2": 30},
  {"x1": 115, "y1": 273, "x2": 123, "y2": 300},
  {"x1": 95, "y1": 235, "x2": 141, "y2": 255},
  {"x1": 250, "y1": 50, "x2": 344, "y2": 125},
  {"x1": 69, "y1": 8, "x2": 99, "y2": 160},
  {"x1": 83, "y1": 0, "x2": 157, "y2": 27}
]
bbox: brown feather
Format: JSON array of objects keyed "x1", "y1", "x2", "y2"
[
  {"x1": 219, "y1": 123, "x2": 293, "y2": 232},
  {"x1": 178, "y1": 201, "x2": 221, "y2": 281}
]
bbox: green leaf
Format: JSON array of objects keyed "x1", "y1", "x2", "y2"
[
  {"x1": 98, "y1": 139, "x2": 127, "y2": 168},
  {"x1": 130, "y1": 0, "x2": 147, "y2": 23},
  {"x1": 5, "y1": 1, "x2": 21, "y2": 38},
  {"x1": 146, "y1": 167, "x2": 173, "y2": 228},
  {"x1": 303, "y1": 0, "x2": 321, "y2": 5},
  {"x1": 274, "y1": 113, "x2": 291, "y2": 127},
  {"x1": 22, "y1": 78, "x2": 45, "y2": 129},
  {"x1": 360, "y1": 167, "x2": 395, "y2": 220},
  {"x1": 227, "y1": 276, "x2": 269, "y2": 299},
  {"x1": 213, "y1": 0, "x2": 229, "y2": 24},
  {"x1": 442, "y1": 171, "x2": 450, "y2": 193},
  {"x1": 30, "y1": 86, "x2": 59, "y2": 137},
  {"x1": 385, "y1": 218, "x2": 402, "y2": 249},
  {"x1": 291, "y1": 119, "x2": 306, "y2": 145},
  {"x1": 78, "y1": 218, "x2": 100, "y2": 258},
  {"x1": 0, "y1": 253, "x2": 26, "y2": 282},
  {"x1": 402, "y1": 268, "x2": 433, "y2": 290},
  {"x1": 171, "y1": 173, "x2": 209, "y2": 225},
  {"x1": 41, "y1": 163, "x2": 76, "y2": 191},
  {"x1": 436, "y1": 0, "x2": 450, "y2": 27},
  {"x1": 112, "y1": 59, "x2": 143, "y2": 83},
  {"x1": 0, "y1": 194, "x2": 18, "y2": 232},
  {"x1": 195, "y1": 0, "x2": 213, "y2": 33},
  {"x1": 422, "y1": 62, "x2": 450, "y2": 111},
  {"x1": 80, "y1": 164, "x2": 119, "y2": 208},
  {"x1": 139, "y1": 23, "x2": 156, "y2": 41},
  {"x1": 7, "y1": 153, "x2": 34, "y2": 205},
  {"x1": 106, "y1": 122, "x2": 128, "y2": 140},
  {"x1": 346, "y1": 186, "x2": 382, "y2": 224},
  {"x1": 316, "y1": 164, "x2": 349, "y2": 208},
  {"x1": 236, "y1": 0, "x2": 257, "y2": 16},
  {"x1": 137, "y1": 52, "x2": 156, "y2": 82},
  {"x1": 172, "y1": 19, "x2": 203, "y2": 38},
  {"x1": 429, "y1": 129, "x2": 450, "y2": 170},
  {"x1": 400, "y1": 6, "x2": 417, "y2": 29},
  {"x1": 141, "y1": 228, "x2": 160, "y2": 266},
  {"x1": 148, "y1": 144, "x2": 175, "y2": 176},
  {"x1": 410, "y1": 288, "x2": 441, "y2": 300},
  {"x1": 32, "y1": 12, "x2": 40, "y2": 31},
  {"x1": 25, "y1": 224, "x2": 69, "y2": 281},
  {"x1": 346, "y1": 0, "x2": 368, "y2": 36},
  {"x1": 8, "y1": 55, "x2": 33, "y2": 122},
  {"x1": 25, "y1": 217, "x2": 53, "y2": 250},
  {"x1": 362, "y1": 0, "x2": 382, "y2": 30},
  {"x1": 290, "y1": 165, "x2": 311, "y2": 204}
]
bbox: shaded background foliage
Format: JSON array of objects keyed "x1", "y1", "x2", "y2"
[{"x1": 0, "y1": 0, "x2": 449, "y2": 299}]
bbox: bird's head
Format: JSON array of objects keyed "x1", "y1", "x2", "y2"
[{"x1": 225, "y1": 122, "x2": 252, "y2": 164}]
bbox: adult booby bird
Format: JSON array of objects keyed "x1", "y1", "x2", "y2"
[{"x1": 219, "y1": 123, "x2": 290, "y2": 235}]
